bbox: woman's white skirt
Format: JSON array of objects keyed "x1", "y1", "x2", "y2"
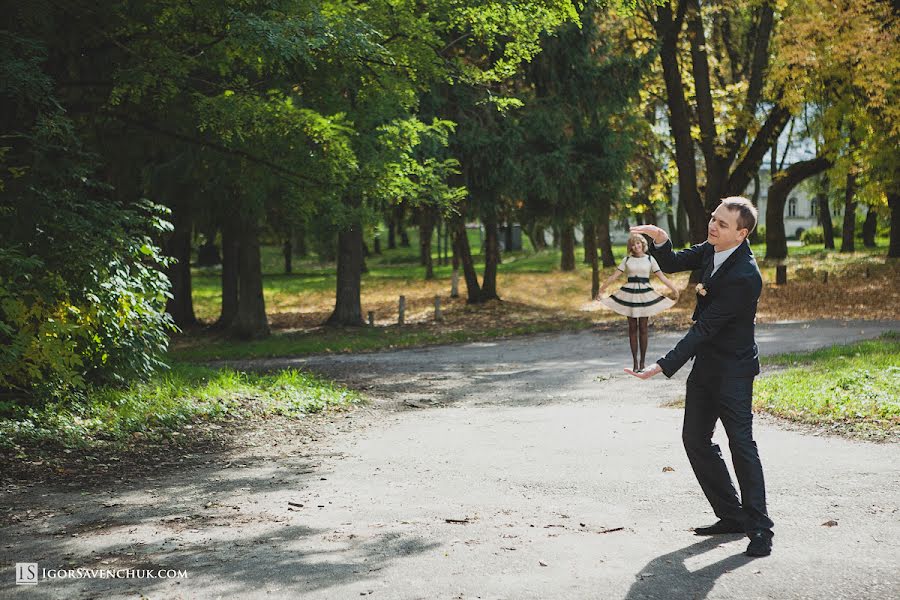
[{"x1": 598, "y1": 282, "x2": 676, "y2": 318}]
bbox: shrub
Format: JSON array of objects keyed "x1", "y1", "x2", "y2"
[{"x1": 801, "y1": 227, "x2": 825, "y2": 245}]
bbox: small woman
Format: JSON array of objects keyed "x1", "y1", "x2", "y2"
[{"x1": 596, "y1": 234, "x2": 680, "y2": 373}]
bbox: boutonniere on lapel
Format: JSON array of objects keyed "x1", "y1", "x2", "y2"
[{"x1": 695, "y1": 283, "x2": 708, "y2": 296}]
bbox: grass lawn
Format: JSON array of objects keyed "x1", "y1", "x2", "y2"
[
  {"x1": 755, "y1": 333, "x2": 900, "y2": 440},
  {"x1": 0, "y1": 364, "x2": 364, "y2": 464}
]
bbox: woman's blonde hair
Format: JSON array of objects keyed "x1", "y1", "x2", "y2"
[{"x1": 627, "y1": 233, "x2": 649, "y2": 256}]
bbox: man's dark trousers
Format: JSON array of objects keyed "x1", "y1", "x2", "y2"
[{"x1": 683, "y1": 368, "x2": 773, "y2": 535}]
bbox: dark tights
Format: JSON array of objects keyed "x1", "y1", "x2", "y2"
[{"x1": 628, "y1": 317, "x2": 649, "y2": 371}]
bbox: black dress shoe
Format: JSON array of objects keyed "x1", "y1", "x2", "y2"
[
  {"x1": 745, "y1": 532, "x2": 773, "y2": 557},
  {"x1": 693, "y1": 519, "x2": 745, "y2": 535}
]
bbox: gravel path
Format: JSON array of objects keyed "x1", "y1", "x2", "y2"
[{"x1": 2, "y1": 319, "x2": 898, "y2": 599}]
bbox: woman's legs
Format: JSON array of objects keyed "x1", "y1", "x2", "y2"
[
  {"x1": 638, "y1": 317, "x2": 649, "y2": 370},
  {"x1": 628, "y1": 317, "x2": 639, "y2": 371}
]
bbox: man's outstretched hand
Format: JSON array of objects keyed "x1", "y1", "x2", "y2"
[
  {"x1": 625, "y1": 363, "x2": 663, "y2": 379},
  {"x1": 630, "y1": 225, "x2": 669, "y2": 247}
]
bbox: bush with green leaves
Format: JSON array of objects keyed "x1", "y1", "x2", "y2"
[
  {"x1": 800, "y1": 226, "x2": 825, "y2": 245},
  {"x1": 1, "y1": 30, "x2": 175, "y2": 400},
  {"x1": 0, "y1": 196, "x2": 176, "y2": 399}
]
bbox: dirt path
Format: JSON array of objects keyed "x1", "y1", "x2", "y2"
[{"x1": 2, "y1": 320, "x2": 898, "y2": 599}]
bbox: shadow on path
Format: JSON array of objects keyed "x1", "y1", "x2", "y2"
[{"x1": 624, "y1": 536, "x2": 754, "y2": 600}]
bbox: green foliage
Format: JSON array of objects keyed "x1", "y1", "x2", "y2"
[
  {"x1": 800, "y1": 227, "x2": 824, "y2": 245},
  {"x1": 0, "y1": 199, "x2": 176, "y2": 398},
  {"x1": 1, "y1": 14, "x2": 177, "y2": 399}
]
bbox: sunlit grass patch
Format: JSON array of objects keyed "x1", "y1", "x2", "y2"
[
  {"x1": 0, "y1": 363, "x2": 364, "y2": 454},
  {"x1": 755, "y1": 333, "x2": 900, "y2": 439}
]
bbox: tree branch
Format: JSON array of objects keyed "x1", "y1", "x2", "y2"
[
  {"x1": 723, "y1": 1, "x2": 775, "y2": 169},
  {"x1": 686, "y1": 0, "x2": 717, "y2": 171},
  {"x1": 726, "y1": 101, "x2": 791, "y2": 196},
  {"x1": 114, "y1": 115, "x2": 329, "y2": 187}
]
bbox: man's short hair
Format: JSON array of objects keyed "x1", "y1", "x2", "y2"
[{"x1": 720, "y1": 196, "x2": 758, "y2": 234}]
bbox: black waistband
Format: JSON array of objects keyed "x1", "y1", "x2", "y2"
[{"x1": 627, "y1": 276, "x2": 650, "y2": 283}]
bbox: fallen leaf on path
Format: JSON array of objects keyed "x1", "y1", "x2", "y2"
[
  {"x1": 539, "y1": 561, "x2": 548, "y2": 567},
  {"x1": 445, "y1": 518, "x2": 472, "y2": 524},
  {"x1": 662, "y1": 466, "x2": 675, "y2": 472},
  {"x1": 822, "y1": 520, "x2": 839, "y2": 527}
]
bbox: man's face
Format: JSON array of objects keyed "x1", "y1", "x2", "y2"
[{"x1": 707, "y1": 205, "x2": 748, "y2": 250}]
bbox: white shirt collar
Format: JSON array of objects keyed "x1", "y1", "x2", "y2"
[{"x1": 712, "y1": 243, "x2": 740, "y2": 274}]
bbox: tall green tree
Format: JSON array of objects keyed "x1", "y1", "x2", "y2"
[{"x1": 520, "y1": 4, "x2": 646, "y2": 292}]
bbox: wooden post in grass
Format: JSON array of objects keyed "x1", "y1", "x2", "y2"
[
  {"x1": 368, "y1": 311, "x2": 374, "y2": 326},
  {"x1": 434, "y1": 296, "x2": 443, "y2": 322},
  {"x1": 398, "y1": 295, "x2": 405, "y2": 325},
  {"x1": 776, "y1": 264, "x2": 787, "y2": 285}
]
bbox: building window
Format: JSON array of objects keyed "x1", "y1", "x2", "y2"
[
  {"x1": 810, "y1": 199, "x2": 818, "y2": 218},
  {"x1": 787, "y1": 197, "x2": 797, "y2": 218}
]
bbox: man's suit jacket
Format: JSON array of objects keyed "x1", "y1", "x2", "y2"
[{"x1": 650, "y1": 239, "x2": 762, "y2": 379}]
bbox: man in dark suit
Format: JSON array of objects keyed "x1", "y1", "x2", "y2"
[{"x1": 629, "y1": 196, "x2": 774, "y2": 557}]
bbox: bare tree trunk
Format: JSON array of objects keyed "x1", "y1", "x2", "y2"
[
  {"x1": 749, "y1": 172, "x2": 763, "y2": 244},
  {"x1": 326, "y1": 202, "x2": 366, "y2": 326},
  {"x1": 453, "y1": 217, "x2": 482, "y2": 304},
  {"x1": 165, "y1": 200, "x2": 196, "y2": 329},
  {"x1": 450, "y1": 238, "x2": 460, "y2": 298},
  {"x1": 418, "y1": 207, "x2": 435, "y2": 279},
  {"x1": 387, "y1": 214, "x2": 396, "y2": 249},
  {"x1": 218, "y1": 216, "x2": 239, "y2": 329},
  {"x1": 399, "y1": 223, "x2": 410, "y2": 248},
  {"x1": 560, "y1": 222, "x2": 576, "y2": 271},
  {"x1": 642, "y1": 200, "x2": 658, "y2": 226},
  {"x1": 442, "y1": 219, "x2": 450, "y2": 265},
  {"x1": 862, "y1": 207, "x2": 877, "y2": 248},
  {"x1": 675, "y1": 191, "x2": 688, "y2": 247},
  {"x1": 887, "y1": 192, "x2": 900, "y2": 258},
  {"x1": 587, "y1": 219, "x2": 600, "y2": 298},
  {"x1": 819, "y1": 193, "x2": 835, "y2": 250},
  {"x1": 596, "y1": 203, "x2": 615, "y2": 267},
  {"x1": 480, "y1": 215, "x2": 501, "y2": 301},
  {"x1": 841, "y1": 168, "x2": 857, "y2": 253},
  {"x1": 667, "y1": 206, "x2": 679, "y2": 248},
  {"x1": 583, "y1": 220, "x2": 597, "y2": 265},
  {"x1": 283, "y1": 238, "x2": 292, "y2": 274},
  {"x1": 231, "y1": 218, "x2": 270, "y2": 339},
  {"x1": 528, "y1": 223, "x2": 547, "y2": 251},
  {"x1": 765, "y1": 157, "x2": 830, "y2": 259}
]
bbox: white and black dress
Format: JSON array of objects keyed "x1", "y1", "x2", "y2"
[{"x1": 599, "y1": 255, "x2": 675, "y2": 318}]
